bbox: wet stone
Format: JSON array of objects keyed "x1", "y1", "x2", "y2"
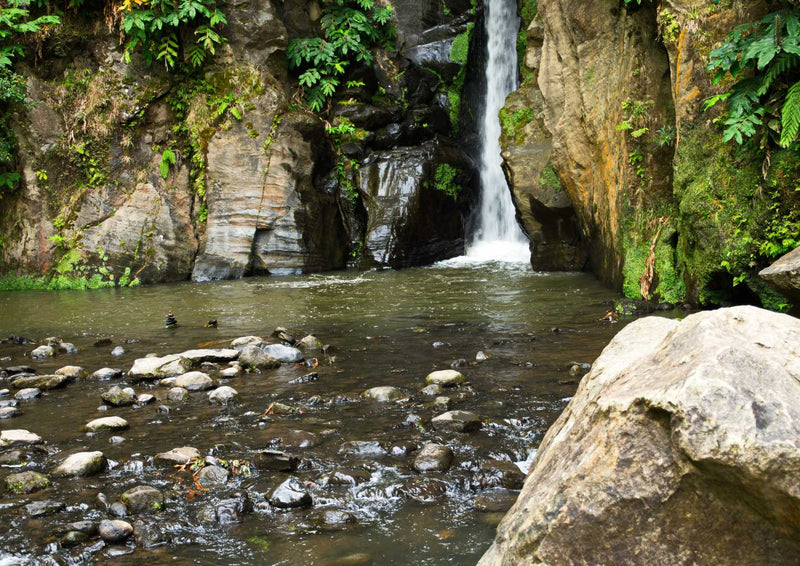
[
  {"x1": 324, "y1": 468, "x2": 372, "y2": 486},
  {"x1": 0, "y1": 429, "x2": 43, "y2": 447},
  {"x1": 136, "y1": 393, "x2": 155, "y2": 405},
  {"x1": 361, "y1": 386, "x2": 405, "y2": 402},
  {"x1": 413, "y1": 443, "x2": 454, "y2": 473},
  {"x1": 0, "y1": 406, "x2": 20, "y2": 418},
  {"x1": 214, "y1": 495, "x2": 253, "y2": 524},
  {"x1": 469, "y1": 459, "x2": 526, "y2": 490},
  {"x1": 270, "y1": 478, "x2": 313, "y2": 508},
  {"x1": 109, "y1": 502, "x2": 128, "y2": 517},
  {"x1": 98, "y1": 519, "x2": 133, "y2": 543},
  {"x1": 101, "y1": 386, "x2": 136, "y2": 407},
  {"x1": 197, "y1": 465, "x2": 229, "y2": 488},
  {"x1": 167, "y1": 387, "x2": 189, "y2": 402},
  {"x1": 111, "y1": 346, "x2": 125, "y2": 356},
  {"x1": 120, "y1": 485, "x2": 165, "y2": 514},
  {"x1": 26, "y1": 499, "x2": 65, "y2": 517},
  {"x1": 319, "y1": 509, "x2": 358, "y2": 526},
  {"x1": 109, "y1": 436, "x2": 125, "y2": 445},
  {"x1": 339, "y1": 441, "x2": 386, "y2": 457},
  {"x1": 253, "y1": 450, "x2": 299, "y2": 472},
  {"x1": 52, "y1": 451, "x2": 107, "y2": 477},
  {"x1": 15, "y1": 388, "x2": 41, "y2": 400},
  {"x1": 55, "y1": 365, "x2": 86, "y2": 379},
  {"x1": 433, "y1": 396, "x2": 452, "y2": 411},
  {"x1": 6, "y1": 470, "x2": 50, "y2": 494},
  {"x1": 230, "y1": 336, "x2": 263, "y2": 349},
  {"x1": 474, "y1": 489, "x2": 519, "y2": 513},
  {"x1": 297, "y1": 335, "x2": 323, "y2": 351},
  {"x1": 90, "y1": 368, "x2": 124, "y2": 381},
  {"x1": 174, "y1": 371, "x2": 213, "y2": 392},
  {"x1": 431, "y1": 410, "x2": 482, "y2": 433},
  {"x1": 128, "y1": 354, "x2": 193, "y2": 381},
  {"x1": 425, "y1": 369, "x2": 465, "y2": 387},
  {"x1": 0, "y1": 450, "x2": 24, "y2": 464},
  {"x1": 208, "y1": 385, "x2": 238, "y2": 405},
  {"x1": 219, "y1": 364, "x2": 242, "y2": 379},
  {"x1": 31, "y1": 345, "x2": 55, "y2": 359},
  {"x1": 133, "y1": 519, "x2": 165, "y2": 548},
  {"x1": 67, "y1": 521, "x2": 98, "y2": 535},
  {"x1": 155, "y1": 446, "x2": 200, "y2": 466},
  {"x1": 59, "y1": 342, "x2": 78, "y2": 354},
  {"x1": 84, "y1": 416, "x2": 129, "y2": 433},
  {"x1": 420, "y1": 384, "x2": 443, "y2": 396},
  {"x1": 259, "y1": 343, "x2": 304, "y2": 363},
  {"x1": 60, "y1": 530, "x2": 89, "y2": 548},
  {"x1": 398, "y1": 478, "x2": 449, "y2": 503},
  {"x1": 13, "y1": 374, "x2": 70, "y2": 390},
  {"x1": 4, "y1": 366, "x2": 34, "y2": 376},
  {"x1": 288, "y1": 372, "x2": 318, "y2": 385},
  {"x1": 238, "y1": 345, "x2": 281, "y2": 370},
  {"x1": 476, "y1": 351, "x2": 489, "y2": 362}
]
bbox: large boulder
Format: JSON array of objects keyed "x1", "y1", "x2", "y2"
[
  {"x1": 479, "y1": 306, "x2": 800, "y2": 565},
  {"x1": 759, "y1": 245, "x2": 800, "y2": 313}
]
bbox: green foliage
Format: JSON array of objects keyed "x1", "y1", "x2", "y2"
[
  {"x1": 118, "y1": 0, "x2": 227, "y2": 70},
  {"x1": 516, "y1": 0, "x2": 537, "y2": 72},
  {"x1": 287, "y1": 0, "x2": 395, "y2": 111},
  {"x1": 430, "y1": 163, "x2": 461, "y2": 201},
  {"x1": 450, "y1": 23, "x2": 473, "y2": 65},
  {"x1": 706, "y1": 7, "x2": 800, "y2": 148},
  {"x1": 159, "y1": 147, "x2": 176, "y2": 179},
  {"x1": 499, "y1": 107, "x2": 534, "y2": 144}
]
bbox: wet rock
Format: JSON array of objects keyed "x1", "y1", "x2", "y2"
[
  {"x1": 208, "y1": 385, "x2": 238, "y2": 405},
  {"x1": 450, "y1": 358, "x2": 469, "y2": 368},
  {"x1": 197, "y1": 464, "x2": 229, "y2": 488},
  {"x1": 109, "y1": 502, "x2": 128, "y2": 517},
  {"x1": 4, "y1": 366, "x2": 34, "y2": 376},
  {"x1": 214, "y1": 494, "x2": 253, "y2": 524},
  {"x1": 238, "y1": 345, "x2": 281, "y2": 369},
  {"x1": 120, "y1": 485, "x2": 165, "y2": 514},
  {"x1": 283, "y1": 430, "x2": 319, "y2": 449},
  {"x1": 361, "y1": 386, "x2": 405, "y2": 402},
  {"x1": 6, "y1": 470, "x2": 50, "y2": 494},
  {"x1": 431, "y1": 410, "x2": 482, "y2": 433},
  {"x1": 60, "y1": 530, "x2": 89, "y2": 547},
  {"x1": 109, "y1": 435, "x2": 125, "y2": 444},
  {"x1": 230, "y1": 336, "x2": 263, "y2": 349},
  {"x1": 339, "y1": 441, "x2": 386, "y2": 457},
  {"x1": 470, "y1": 460, "x2": 525, "y2": 490},
  {"x1": 335, "y1": 553, "x2": 372, "y2": 566},
  {"x1": 324, "y1": 468, "x2": 371, "y2": 486},
  {"x1": 259, "y1": 343, "x2": 304, "y2": 363},
  {"x1": 98, "y1": 519, "x2": 133, "y2": 543},
  {"x1": 84, "y1": 416, "x2": 129, "y2": 433},
  {"x1": 269, "y1": 478, "x2": 313, "y2": 508},
  {"x1": 398, "y1": 478, "x2": 449, "y2": 503},
  {"x1": 89, "y1": 368, "x2": 124, "y2": 381},
  {"x1": 67, "y1": 521, "x2": 98, "y2": 535},
  {"x1": 0, "y1": 429, "x2": 43, "y2": 447},
  {"x1": 288, "y1": 372, "x2": 318, "y2": 385},
  {"x1": 219, "y1": 364, "x2": 242, "y2": 378},
  {"x1": 136, "y1": 393, "x2": 155, "y2": 405},
  {"x1": 0, "y1": 406, "x2": 20, "y2": 418},
  {"x1": 27, "y1": 499, "x2": 65, "y2": 517},
  {"x1": 52, "y1": 451, "x2": 107, "y2": 477},
  {"x1": 155, "y1": 446, "x2": 200, "y2": 466},
  {"x1": 159, "y1": 377, "x2": 177, "y2": 387},
  {"x1": 101, "y1": 386, "x2": 136, "y2": 407},
  {"x1": 272, "y1": 327, "x2": 295, "y2": 344},
  {"x1": 297, "y1": 335, "x2": 323, "y2": 351},
  {"x1": 425, "y1": 369, "x2": 465, "y2": 387},
  {"x1": 178, "y1": 348, "x2": 240, "y2": 364},
  {"x1": 476, "y1": 351, "x2": 489, "y2": 362},
  {"x1": 433, "y1": 396, "x2": 452, "y2": 411},
  {"x1": 14, "y1": 388, "x2": 41, "y2": 400},
  {"x1": 474, "y1": 489, "x2": 520, "y2": 513},
  {"x1": 55, "y1": 366, "x2": 86, "y2": 379},
  {"x1": 0, "y1": 450, "x2": 23, "y2": 465},
  {"x1": 31, "y1": 345, "x2": 55, "y2": 359},
  {"x1": 128, "y1": 355, "x2": 192, "y2": 381},
  {"x1": 111, "y1": 346, "x2": 125, "y2": 356},
  {"x1": 413, "y1": 443, "x2": 454, "y2": 473},
  {"x1": 319, "y1": 509, "x2": 358, "y2": 526},
  {"x1": 420, "y1": 383, "x2": 443, "y2": 396},
  {"x1": 390, "y1": 442, "x2": 418, "y2": 456},
  {"x1": 167, "y1": 387, "x2": 189, "y2": 402},
  {"x1": 12, "y1": 374, "x2": 69, "y2": 390},
  {"x1": 253, "y1": 450, "x2": 299, "y2": 472},
  {"x1": 133, "y1": 519, "x2": 165, "y2": 548},
  {"x1": 174, "y1": 371, "x2": 213, "y2": 391},
  {"x1": 59, "y1": 342, "x2": 78, "y2": 354}
]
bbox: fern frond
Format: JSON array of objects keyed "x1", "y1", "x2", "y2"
[
  {"x1": 757, "y1": 53, "x2": 798, "y2": 96},
  {"x1": 780, "y1": 80, "x2": 800, "y2": 147}
]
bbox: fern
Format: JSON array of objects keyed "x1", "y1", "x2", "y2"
[{"x1": 780, "y1": 80, "x2": 800, "y2": 147}]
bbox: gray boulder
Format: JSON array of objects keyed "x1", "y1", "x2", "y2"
[
  {"x1": 102, "y1": 386, "x2": 136, "y2": 406},
  {"x1": 431, "y1": 410, "x2": 482, "y2": 433},
  {"x1": 425, "y1": 369, "x2": 465, "y2": 387},
  {"x1": 413, "y1": 443, "x2": 454, "y2": 473},
  {"x1": 479, "y1": 307, "x2": 800, "y2": 566},
  {"x1": 121, "y1": 485, "x2": 164, "y2": 513},
  {"x1": 259, "y1": 343, "x2": 304, "y2": 363},
  {"x1": 174, "y1": 371, "x2": 213, "y2": 392},
  {"x1": 128, "y1": 355, "x2": 192, "y2": 381},
  {"x1": 52, "y1": 451, "x2": 107, "y2": 477},
  {"x1": 759, "y1": 245, "x2": 800, "y2": 311},
  {"x1": 208, "y1": 386, "x2": 238, "y2": 405},
  {"x1": 269, "y1": 478, "x2": 312, "y2": 508},
  {"x1": 238, "y1": 344, "x2": 281, "y2": 369},
  {"x1": 84, "y1": 416, "x2": 129, "y2": 433}
]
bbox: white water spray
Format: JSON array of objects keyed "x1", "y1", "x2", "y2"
[{"x1": 466, "y1": 0, "x2": 530, "y2": 263}]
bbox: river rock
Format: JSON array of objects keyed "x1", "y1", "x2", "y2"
[
  {"x1": 339, "y1": 440, "x2": 386, "y2": 457},
  {"x1": 238, "y1": 344, "x2": 281, "y2": 369},
  {"x1": 101, "y1": 385, "x2": 136, "y2": 406},
  {"x1": 259, "y1": 343, "x2": 304, "y2": 363},
  {"x1": 121, "y1": 485, "x2": 164, "y2": 513},
  {"x1": 31, "y1": 345, "x2": 55, "y2": 359},
  {"x1": 15, "y1": 388, "x2": 41, "y2": 400},
  {"x1": 12, "y1": 374, "x2": 69, "y2": 390},
  {"x1": 84, "y1": 416, "x2": 129, "y2": 433},
  {"x1": 52, "y1": 451, "x2": 107, "y2": 477},
  {"x1": 178, "y1": 348, "x2": 240, "y2": 364},
  {"x1": 167, "y1": 387, "x2": 189, "y2": 402},
  {"x1": 478, "y1": 307, "x2": 800, "y2": 565},
  {"x1": 27, "y1": 499, "x2": 65, "y2": 517},
  {"x1": 58, "y1": 342, "x2": 77, "y2": 354},
  {"x1": 89, "y1": 367, "x2": 124, "y2": 381},
  {"x1": 197, "y1": 464, "x2": 229, "y2": 488},
  {"x1": 413, "y1": 443, "x2": 454, "y2": 473},
  {"x1": 55, "y1": 365, "x2": 86, "y2": 379},
  {"x1": 425, "y1": 369, "x2": 465, "y2": 387},
  {"x1": 431, "y1": 410, "x2": 482, "y2": 433},
  {"x1": 6, "y1": 471, "x2": 50, "y2": 494},
  {"x1": 230, "y1": 336, "x2": 263, "y2": 349},
  {"x1": 432, "y1": 396, "x2": 452, "y2": 410},
  {"x1": 208, "y1": 385, "x2": 238, "y2": 405},
  {"x1": 0, "y1": 406, "x2": 20, "y2": 418},
  {"x1": 133, "y1": 519, "x2": 165, "y2": 548},
  {"x1": 60, "y1": 530, "x2": 89, "y2": 547},
  {"x1": 136, "y1": 393, "x2": 155, "y2": 405},
  {"x1": 269, "y1": 478, "x2": 313, "y2": 508},
  {"x1": 111, "y1": 346, "x2": 125, "y2": 356},
  {"x1": 283, "y1": 430, "x2": 319, "y2": 449},
  {"x1": 324, "y1": 468, "x2": 372, "y2": 486},
  {"x1": 4, "y1": 366, "x2": 34, "y2": 376},
  {"x1": 174, "y1": 371, "x2": 213, "y2": 391},
  {"x1": 469, "y1": 460, "x2": 525, "y2": 491},
  {"x1": 759, "y1": 245, "x2": 800, "y2": 309},
  {"x1": 128, "y1": 354, "x2": 192, "y2": 381},
  {"x1": 474, "y1": 489, "x2": 519, "y2": 513},
  {"x1": 297, "y1": 335, "x2": 323, "y2": 351},
  {"x1": 397, "y1": 478, "x2": 449, "y2": 503},
  {"x1": 155, "y1": 446, "x2": 200, "y2": 465},
  {"x1": 319, "y1": 509, "x2": 358, "y2": 526},
  {"x1": 0, "y1": 429, "x2": 43, "y2": 447},
  {"x1": 361, "y1": 386, "x2": 405, "y2": 402},
  {"x1": 98, "y1": 519, "x2": 133, "y2": 543},
  {"x1": 253, "y1": 450, "x2": 299, "y2": 472}
]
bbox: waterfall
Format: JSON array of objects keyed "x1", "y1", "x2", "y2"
[{"x1": 466, "y1": 0, "x2": 530, "y2": 263}]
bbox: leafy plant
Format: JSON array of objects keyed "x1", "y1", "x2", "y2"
[
  {"x1": 430, "y1": 163, "x2": 461, "y2": 201},
  {"x1": 159, "y1": 148, "x2": 176, "y2": 179},
  {"x1": 706, "y1": 6, "x2": 800, "y2": 148},
  {"x1": 286, "y1": 0, "x2": 395, "y2": 111}
]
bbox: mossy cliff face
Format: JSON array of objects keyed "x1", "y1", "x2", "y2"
[{"x1": 503, "y1": 0, "x2": 797, "y2": 308}]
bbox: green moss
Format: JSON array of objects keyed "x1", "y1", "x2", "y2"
[
  {"x1": 516, "y1": 0, "x2": 538, "y2": 72},
  {"x1": 450, "y1": 23, "x2": 474, "y2": 65},
  {"x1": 430, "y1": 164, "x2": 462, "y2": 201},
  {"x1": 539, "y1": 165, "x2": 562, "y2": 192},
  {"x1": 499, "y1": 107, "x2": 534, "y2": 144},
  {"x1": 621, "y1": 222, "x2": 685, "y2": 304}
]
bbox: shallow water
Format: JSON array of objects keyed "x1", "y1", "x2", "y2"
[{"x1": 0, "y1": 263, "x2": 640, "y2": 564}]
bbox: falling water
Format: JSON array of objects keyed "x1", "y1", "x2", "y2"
[{"x1": 466, "y1": 0, "x2": 530, "y2": 262}]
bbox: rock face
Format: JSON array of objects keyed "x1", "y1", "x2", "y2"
[
  {"x1": 759, "y1": 246, "x2": 800, "y2": 313},
  {"x1": 479, "y1": 306, "x2": 800, "y2": 565}
]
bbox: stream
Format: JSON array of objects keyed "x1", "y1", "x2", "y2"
[{"x1": 0, "y1": 261, "x2": 636, "y2": 564}]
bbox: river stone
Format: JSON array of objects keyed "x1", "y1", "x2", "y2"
[
  {"x1": 98, "y1": 519, "x2": 133, "y2": 543},
  {"x1": 283, "y1": 429, "x2": 320, "y2": 449},
  {"x1": 52, "y1": 451, "x2": 107, "y2": 477},
  {"x1": 6, "y1": 471, "x2": 50, "y2": 494},
  {"x1": 398, "y1": 478, "x2": 449, "y2": 503},
  {"x1": 253, "y1": 450, "x2": 299, "y2": 472},
  {"x1": 361, "y1": 386, "x2": 405, "y2": 402},
  {"x1": 109, "y1": 502, "x2": 128, "y2": 517},
  {"x1": 174, "y1": 371, "x2": 213, "y2": 391},
  {"x1": 238, "y1": 345, "x2": 281, "y2": 369},
  {"x1": 0, "y1": 406, "x2": 20, "y2": 418},
  {"x1": 759, "y1": 245, "x2": 800, "y2": 308},
  {"x1": 230, "y1": 335, "x2": 263, "y2": 349},
  {"x1": 297, "y1": 335, "x2": 323, "y2": 351},
  {"x1": 431, "y1": 410, "x2": 482, "y2": 433},
  {"x1": 219, "y1": 364, "x2": 242, "y2": 378},
  {"x1": 133, "y1": 519, "x2": 164, "y2": 548},
  {"x1": 31, "y1": 345, "x2": 55, "y2": 359},
  {"x1": 136, "y1": 393, "x2": 155, "y2": 405},
  {"x1": 425, "y1": 369, "x2": 465, "y2": 387},
  {"x1": 413, "y1": 443, "x2": 454, "y2": 473},
  {"x1": 433, "y1": 396, "x2": 452, "y2": 410},
  {"x1": 4, "y1": 366, "x2": 34, "y2": 376},
  {"x1": 128, "y1": 354, "x2": 192, "y2": 381},
  {"x1": 478, "y1": 307, "x2": 800, "y2": 566},
  {"x1": 469, "y1": 460, "x2": 526, "y2": 490},
  {"x1": 269, "y1": 478, "x2": 313, "y2": 508},
  {"x1": 12, "y1": 374, "x2": 69, "y2": 390},
  {"x1": 110, "y1": 346, "x2": 125, "y2": 356},
  {"x1": 67, "y1": 521, "x2": 98, "y2": 535},
  {"x1": 319, "y1": 509, "x2": 358, "y2": 526},
  {"x1": 84, "y1": 416, "x2": 129, "y2": 433},
  {"x1": 27, "y1": 499, "x2": 65, "y2": 517},
  {"x1": 325, "y1": 468, "x2": 372, "y2": 486},
  {"x1": 155, "y1": 446, "x2": 200, "y2": 465},
  {"x1": 178, "y1": 348, "x2": 240, "y2": 364},
  {"x1": 167, "y1": 387, "x2": 189, "y2": 402},
  {"x1": 60, "y1": 530, "x2": 89, "y2": 547},
  {"x1": 55, "y1": 365, "x2": 86, "y2": 379},
  {"x1": 339, "y1": 440, "x2": 386, "y2": 457},
  {"x1": 0, "y1": 429, "x2": 43, "y2": 447},
  {"x1": 208, "y1": 385, "x2": 238, "y2": 405},
  {"x1": 101, "y1": 385, "x2": 136, "y2": 406},
  {"x1": 420, "y1": 383, "x2": 443, "y2": 396},
  {"x1": 197, "y1": 464, "x2": 229, "y2": 488},
  {"x1": 159, "y1": 377, "x2": 177, "y2": 387},
  {"x1": 474, "y1": 489, "x2": 519, "y2": 513},
  {"x1": 89, "y1": 367, "x2": 124, "y2": 381},
  {"x1": 121, "y1": 485, "x2": 165, "y2": 513},
  {"x1": 15, "y1": 388, "x2": 41, "y2": 400},
  {"x1": 259, "y1": 343, "x2": 304, "y2": 363},
  {"x1": 59, "y1": 342, "x2": 77, "y2": 354}
]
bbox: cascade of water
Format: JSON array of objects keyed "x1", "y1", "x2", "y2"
[{"x1": 466, "y1": 0, "x2": 530, "y2": 262}]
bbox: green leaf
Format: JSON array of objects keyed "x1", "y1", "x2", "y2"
[{"x1": 780, "y1": 80, "x2": 800, "y2": 147}]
